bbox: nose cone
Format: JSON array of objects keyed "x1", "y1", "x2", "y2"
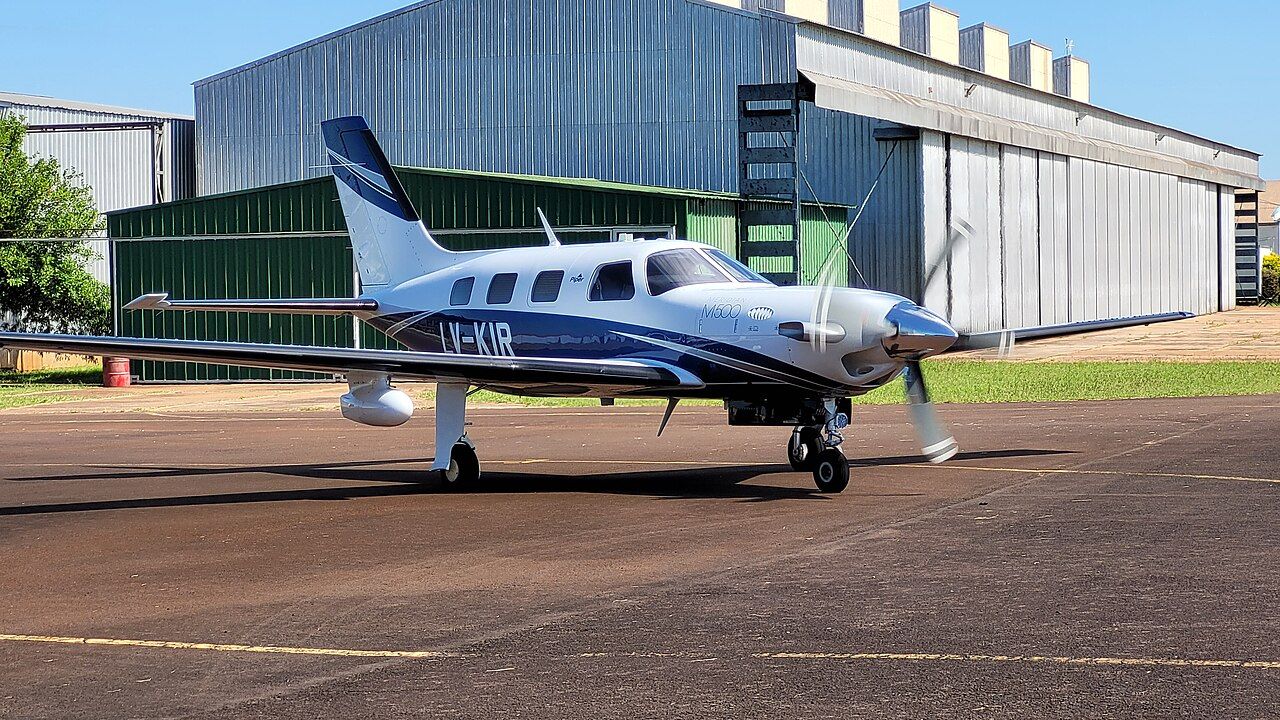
[{"x1": 883, "y1": 303, "x2": 959, "y2": 359}]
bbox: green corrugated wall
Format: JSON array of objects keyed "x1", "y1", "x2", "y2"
[{"x1": 108, "y1": 169, "x2": 848, "y2": 382}]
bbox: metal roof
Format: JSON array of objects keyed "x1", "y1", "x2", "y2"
[
  {"x1": 409, "y1": 167, "x2": 749, "y2": 202},
  {"x1": 0, "y1": 91, "x2": 192, "y2": 121},
  {"x1": 107, "y1": 164, "x2": 848, "y2": 216},
  {"x1": 195, "y1": 0, "x2": 758, "y2": 87}
]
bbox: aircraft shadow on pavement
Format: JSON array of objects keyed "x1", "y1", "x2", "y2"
[{"x1": 1, "y1": 448, "x2": 1073, "y2": 516}]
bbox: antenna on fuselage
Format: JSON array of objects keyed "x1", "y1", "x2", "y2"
[{"x1": 536, "y1": 207, "x2": 562, "y2": 247}]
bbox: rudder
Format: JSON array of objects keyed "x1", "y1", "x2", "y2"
[{"x1": 322, "y1": 116, "x2": 451, "y2": 289}]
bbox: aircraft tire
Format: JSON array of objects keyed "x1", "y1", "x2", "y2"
[
  {"x1": 441, "y1": 442, "x2": 481, "y2": 490},
  {"x1": 812, "y1": 448, "x2": 850, "y2": 494},
  {"x1": 788, "y1": 428, "x2": 823, "y2": 471}
]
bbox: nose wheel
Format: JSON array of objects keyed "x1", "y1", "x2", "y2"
[
  {"x1": 790, "y1": 400, "x2": 852, "y2": 493},
  {"x1": 812, "y1": 448, "x2": 850, "y2": 493}
]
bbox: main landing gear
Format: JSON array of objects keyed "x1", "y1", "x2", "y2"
[
  {"x1": 440, "y1": 437, "x2": 480, "y2": 490},
  {"x1": 433, "y1": 382, "x2": 482, "y2": 490},
  {"x1": 788, "y1": 400, "x2": 851, "y2": 494}
]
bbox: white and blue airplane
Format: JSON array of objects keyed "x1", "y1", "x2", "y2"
[{"x1": 0, "y1": 117, "x2": 1183, "y2": 493}]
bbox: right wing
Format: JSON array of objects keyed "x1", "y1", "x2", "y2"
[{"x1": 0, "y1": 333, "x2": 703, "y2": 393}]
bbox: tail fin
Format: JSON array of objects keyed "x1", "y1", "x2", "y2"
[{"x1": 322, "y1": 116, "x2": 451, "y2": 289}]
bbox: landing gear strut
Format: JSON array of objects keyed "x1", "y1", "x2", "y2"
[
  {"x1": 787, "y1": 427, "x2": 823, "y2": 471},
  {"x1": 433, "y1": 382, "x2": 482, "y2": 490},
  {"x1": 790, "y1": 399, "x2": 851, "y2": 493}
]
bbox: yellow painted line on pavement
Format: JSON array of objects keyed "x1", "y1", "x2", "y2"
[
  {"x1": 4, "y1": 634, "x2": 1276, "y2": 672},
  {"x1": 753, "y1": 651, "x2": 1280, "y2": 670},
  {"x1": 0, "y1": 634, "x2": 454, "y2": 659},
  {"x1": 935, "y1": 465, "x2": 1280, "y2": 486}
]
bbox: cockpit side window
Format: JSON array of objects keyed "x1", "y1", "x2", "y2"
[
  {"x1": 450, "y1": 277, "x2": 475, "y2": 306},
  {"x1": 646, "y1": 249, "x2": 731, "y2": 296},
  {"x1": 704, "y1": 249, "x2": 772, "y2": 285},
  {"x1": 589, "y1": 261, "x2": 635, "y2": 301}
]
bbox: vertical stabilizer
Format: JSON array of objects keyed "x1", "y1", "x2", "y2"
[{"x1": 322, "y1": 116, "x2": 452, "y2": 289}]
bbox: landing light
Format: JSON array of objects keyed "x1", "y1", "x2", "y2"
[{"x1": 779, "y1": 321, "x2": 847, "y2": 344}]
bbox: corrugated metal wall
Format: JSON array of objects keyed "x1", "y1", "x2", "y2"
[
  {"x1": 109, "y1": 168, "x2": 820, "y2": 380},
  {"x1": 799, "y1": 107, "x2": 923, "y2": 298},
  {"x1": 920, "y1": 129, "x2": 1233, "y2": 334},
  {"x1": 2, "y1": 99, "x2": 195, "y2": 213},
  {"x1": 196, "y1": 0, "x2": 779, "y2": 198},
  {"x1": 793, "y1": 24, "x2": 1260, "y2": 184}
]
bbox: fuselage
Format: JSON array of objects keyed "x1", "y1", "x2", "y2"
[{"x1": 359, "y1": 239, "x2": 953, "y2": 399}]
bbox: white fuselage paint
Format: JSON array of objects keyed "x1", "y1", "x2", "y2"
[{"x1": 357, "y1": 239, "x2": 919, "y2": 397}]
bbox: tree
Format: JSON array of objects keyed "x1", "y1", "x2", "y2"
[
  {"x1": 1262, "y1": 253, "x2": 1280, "y2": 306},
  {"x1": 0, "y1": 114, "x2": 110, "y2": 335}
]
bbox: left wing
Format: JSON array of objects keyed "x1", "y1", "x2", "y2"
[
  {"x1": 952, "y1": 312, "x2": 1194, "y2": 353},
  {"x1": 0, "y1": 333, "x2": 703, "y2": 391}
]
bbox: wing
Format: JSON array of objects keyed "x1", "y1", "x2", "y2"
[
  {"x1": 0, "y1": 333, "x2": 704, "y2": 392},
  {"x1": 952, "y1": 312, "x2": 1194, "y2": 352}
]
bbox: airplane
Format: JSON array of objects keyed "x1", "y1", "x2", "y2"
[{"x1": 0, "y1": 117, "x2": 1191, "y2": 494}]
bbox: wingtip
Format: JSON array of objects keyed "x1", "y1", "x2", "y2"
[{"x1": 124, "y1": 293, "x2": 170, "y2": 311}]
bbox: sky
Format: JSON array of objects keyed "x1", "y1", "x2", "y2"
[{"x1": 2, "y1": 0, "x2": 1276, "y2": 176}]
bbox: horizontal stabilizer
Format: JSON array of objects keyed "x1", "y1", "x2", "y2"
[{"x1": 124, "y1": 293, "x2": 379, "y2": 316}]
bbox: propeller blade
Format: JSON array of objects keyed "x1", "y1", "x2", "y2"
[{"x1": 902, "y1": 361, "x2": 959, "y2": 464}]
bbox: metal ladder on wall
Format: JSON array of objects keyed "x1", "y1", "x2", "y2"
[
  {"x1": 737, "y1": 82, "x2": 810, "y2": 287},
  {"x1": 1235, "y1": 190, "x2": 1261, "y2": 305}
]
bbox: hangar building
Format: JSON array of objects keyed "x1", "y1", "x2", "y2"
[
  {"x1": 183, "y1": 0, "x2": 1266, "y2": 334},
  {"x1": 0, "y1": 93, "x2": 195, "y2": 370},
  {"x1": 105, "y1": 0, "x2": 1266, "y2": 381},
  {"x1": 1, "y1": 92, "x2": 195, "y2": 215}
]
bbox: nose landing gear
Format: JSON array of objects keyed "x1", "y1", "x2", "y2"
[{"x1": 789, "y1": 399, "x2": 851, "y2": 493}]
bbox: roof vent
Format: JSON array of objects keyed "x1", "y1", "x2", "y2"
[
  {"x1": 829, "y1": 0, "x2": 901, "y2": 46},
  {"x1": 959, "y1": 23, "x2": 1010, "y2": 80},
  {"x1": 782, "y1": 0, "x2": 831, "y2": 23},
  {"x1": 1053, "y1": 55, "x2": 1091, "y2": 103},
  {"x1": 1010, "y1": 40, "x2": 1053, "y2": 92},
  {"x1": 900, "y1": 3, "x2": 960, "y2": 64}
]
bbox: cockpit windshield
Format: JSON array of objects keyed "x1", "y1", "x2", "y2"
[
  {"x1": 645, "y1": 249, "x2": 732, "y2": 296},
  {"x1": 705, "y1": 249, "x2": 773, "y2": 285}
]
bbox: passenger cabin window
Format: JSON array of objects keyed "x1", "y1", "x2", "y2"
[
  {"x1": 450, "y1": 277, "x2": 475, "y2": 306},
  {"x1": 589, "y1": 261, "x2": 635, "y2": 301},
  {"x1": 487, "y1": 273, "x2": 518, "y2": 305},
  {"x1": 531, "y1": 270, "x2": 564, "y2": 303},
  {"x1": 646, "y1": 249, "x2": 731, "y2": 296},
  {"x1": 706, "y1": 249, "x2": 772, "y2": 285}
]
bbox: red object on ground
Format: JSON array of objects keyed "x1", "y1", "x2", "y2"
[{"x1": 103, "y1": 357, "x2": 132, "y2": 388}]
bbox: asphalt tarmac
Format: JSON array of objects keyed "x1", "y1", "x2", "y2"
[{"x1": 1, "y1": 396, "x2": 1278, "y2": 718}]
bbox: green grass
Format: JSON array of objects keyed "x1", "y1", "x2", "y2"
[
  {"x1": 2, "y1": 361, "x2": 1278, "y2": 412},
  {"x1": 854, "y1": 361, "x2": 1280, "y2": 405},
  {"x1": 0, "y1": 364, "x2": 102, "y2": 409},
  {"x1": 420, "y1": 361, "x2": 1280, "y2": 408}
]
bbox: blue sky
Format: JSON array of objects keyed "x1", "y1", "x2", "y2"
[{"x1": 3, "y1": 0, "x2": 1275, "y2": 176}]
